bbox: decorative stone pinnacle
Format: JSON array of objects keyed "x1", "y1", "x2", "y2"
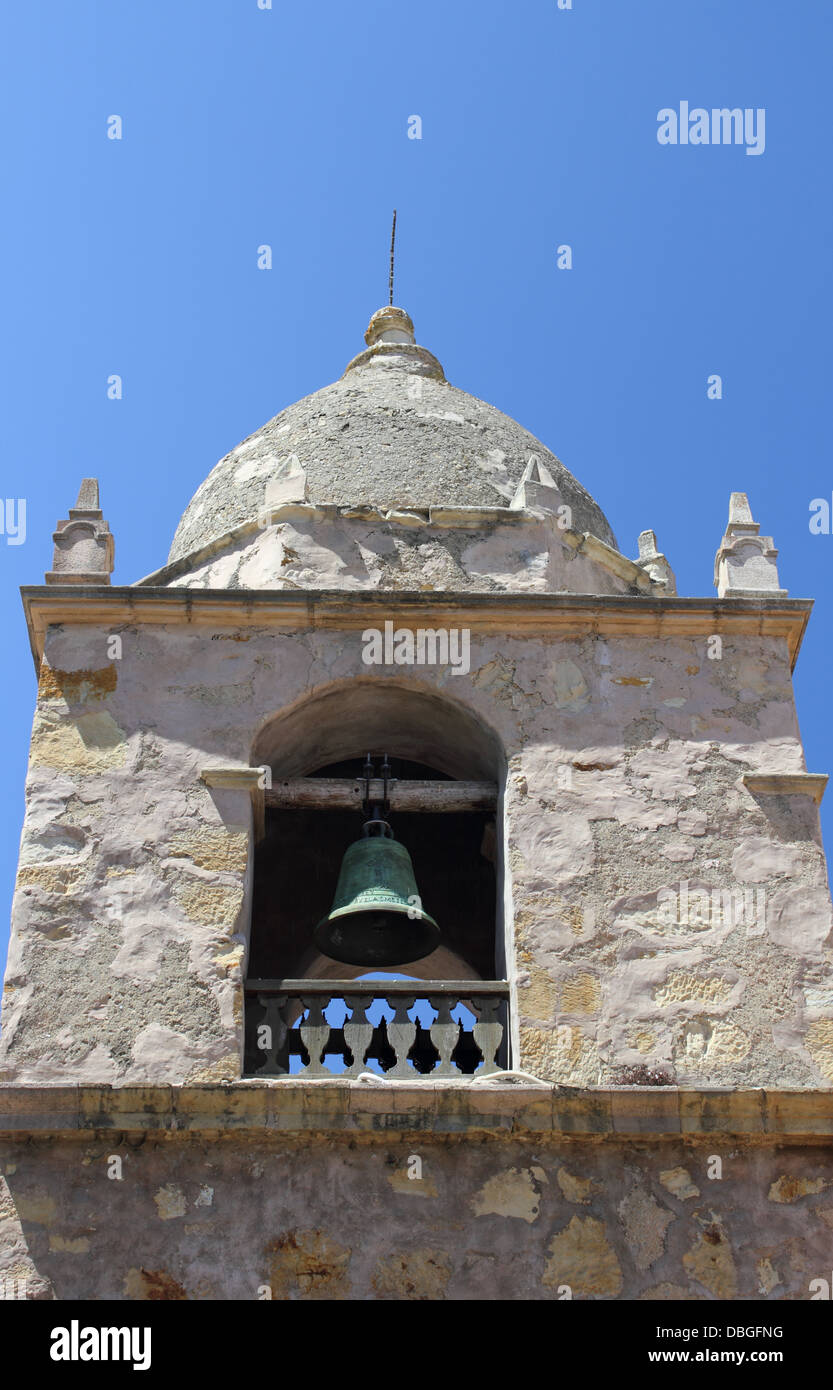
[
  {"x1": 714, "y1": 492, "x2": 786, "y2": 597},
  {"x1": 510, "y1": 454, "x2": 564, "y2": 514},
  {"x1": 634, "y1": 529, "x2": 676, "y2": 593},
  {"x1": 258, "y1": 454, "x2": 308, "y2": 525},
  {"x1": 73, "y1": 479, "x2": 100, "y2": 513},
  {"x1": 45, "y1": 478, "x2": 114, "y2": 585},
  {"x1": 521, "y1": 456, "x2": 558, "y2": 489},
  {"x1": 637, "y1": 529, "x2": 659, "y2": 560},
  {"x1": 728, "y1": 492, "x2": 757, "y2": 528}
]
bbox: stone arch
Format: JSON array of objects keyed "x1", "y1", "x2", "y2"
[{"x1": 251, "y1": 677, "x2": 503, "y2": 783}]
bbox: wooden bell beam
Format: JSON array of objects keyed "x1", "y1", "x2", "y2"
[{"x1": 264, "y1": 778, "x2": 497, "y2": 812}]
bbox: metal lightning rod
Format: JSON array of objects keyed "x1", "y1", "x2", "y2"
[{"x1": 388, "y1": 209, "x2": 397, "y2": 305}]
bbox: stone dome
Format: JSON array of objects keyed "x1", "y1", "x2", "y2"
[{"x1": 167, "y1": 307, "x2": 616, "y2": 566}]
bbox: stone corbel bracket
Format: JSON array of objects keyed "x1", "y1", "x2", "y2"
[
  {"x1": 743, "y1": 773, "x2": 828, "y2": 806},
  {"x1": 200, "y1": 766, "x2": 269, "y2": 842}
]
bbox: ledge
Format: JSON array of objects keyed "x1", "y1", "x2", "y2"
[
  {"x1": 21, "y1": 587, "x2": 813, "y2": 672},
  {"x1": 743, "y1": 772, "x2": 828, "y2": 805},
  {"x1": 200, "y1": 766, "x2": 266, "y2": 840},
  {"x1": 0, "y1": 1084, "x2": 831, "y2": 1141}
]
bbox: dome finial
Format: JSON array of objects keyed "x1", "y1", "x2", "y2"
[{"x1": 364, "y1": 305, "x2": 415, "y2": 347}]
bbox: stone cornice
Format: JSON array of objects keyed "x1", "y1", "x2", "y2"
[
  {"x1": 20, "y1": 586, "x2": 813, "y2": 673},
  {"x1": 0, "y1": 1084, "x2": 831, "y2": 1142}
]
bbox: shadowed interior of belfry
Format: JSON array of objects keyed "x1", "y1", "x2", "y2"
[{"x1": 246, "y1": 757, "x2": 498, "y2": 984}]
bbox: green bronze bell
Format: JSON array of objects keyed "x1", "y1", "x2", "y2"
[{"x1": 315, "y1": 819, "x2": 440, "y2": 967}]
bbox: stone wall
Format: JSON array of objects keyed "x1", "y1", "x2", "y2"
[{"x1": 2, "y1": 595, "x2": 829, "y2": 1089}]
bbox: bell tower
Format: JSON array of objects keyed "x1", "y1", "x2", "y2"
[{"x1": 1, "y1": 305, "x2": 832, "y2": 1303}]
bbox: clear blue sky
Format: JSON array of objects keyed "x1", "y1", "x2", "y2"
[{"x1": 1, "y1": 0, "x2": 831, "y2": 978}]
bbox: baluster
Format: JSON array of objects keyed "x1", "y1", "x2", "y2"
[
  {"x1": 471, "y1": 996, "x2": 503, "y2": 1076},
  {"x1": 299, "y1": 995, "x2": 331, "y2": 1077},
  {"x1": 343, "y1": 994, "x2": 374, "y2": 1077},
  {"x1": 251, "y1": 986, "x2": 507, "y2": 1080},
  {"x1": 429, "y1": 996, "x2": 459, "y2": 1077},
  {"x1": 255, "y1": 993, "x2": 288, "y2": 1075},
  {"x1": 386, "y1": 995, "x2": 416, "y2": 1079}
]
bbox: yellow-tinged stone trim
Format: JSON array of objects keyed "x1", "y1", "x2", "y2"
[
  {"x1": 0, "y1": 1085, "x2": 832, "y2": 1140},
  {"x1": 743, "y1": 772, "x2": 828, "y2": 805},
  {"x1": 21, "y1": 587, "x2": 813, "y2": 671},
  {"x1": 201, "y1": 768, "x2": 265, "y2": 790},
  {"x1": 200, "y1": 767, "x2": 266, "y2": 842},
  {"x1": 37, "y1": 663, "x2": 117, "y2": 702}
]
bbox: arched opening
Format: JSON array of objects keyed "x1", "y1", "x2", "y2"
[
  {"x1": 247, "y1": 754, "x2": 496, "y2": 983},
  {"x1": 251, "y1": 679, "x2": 501, "y2": 781},
  {"x1": 243, "y1": 680, "x2": 510, "y2": 1078}
]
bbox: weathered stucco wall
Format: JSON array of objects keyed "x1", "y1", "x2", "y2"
[
  {"x1": 1, "y1": 609, "x2": 830, "y2": 1088},
  {"x1": 2, "y1": 1118, "x2": 833, "y2": 1301}
]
